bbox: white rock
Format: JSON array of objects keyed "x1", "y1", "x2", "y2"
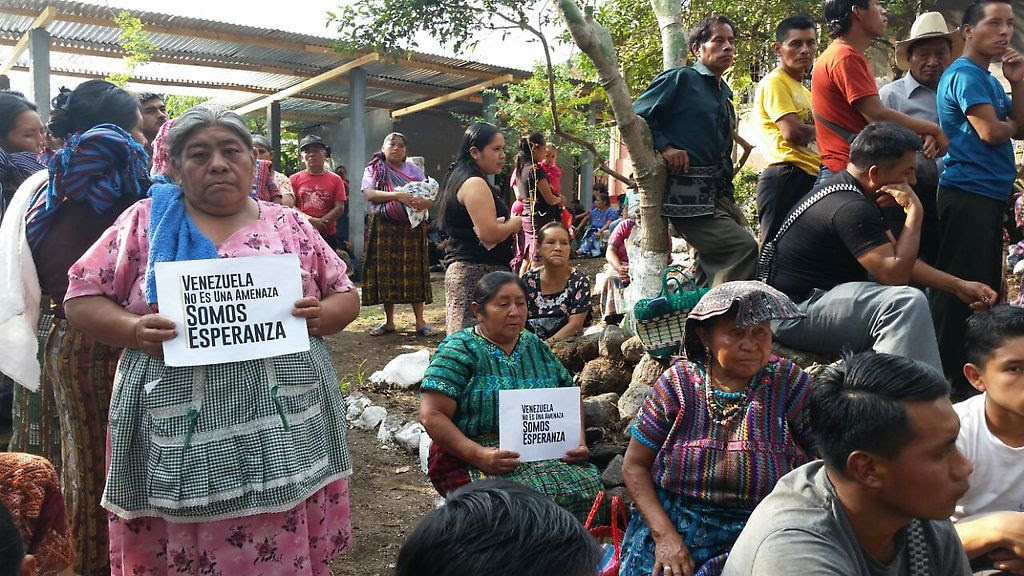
[
  {"x1": 353, "y1": 405, "x2": 386, "y2": 431},
  {"x1": 369, "y1": 349, "x2": 431, "y2": 389},
  {"x1": 395, "y1": 422, "x2": 425, "y2": 454},
  {"x1": 419, "y1": 433, "x2": 433, "y2": 474},
  {"x1": 344, "y1": 392, "x2": 373, "y2": 423},
  {"x1": 377, "y1": 414, "x2": 405, "y2": 444}
]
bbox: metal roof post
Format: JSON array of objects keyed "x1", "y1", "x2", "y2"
[
  {"x1": 28, "y1": 27, "x2": 49, "y2": 124},
  {"x1": 348, "y1": 67, "x2": 368, "y2": 261},
  {"x1": 267, "y1": 101, "x2": 281, "y2": 171}
]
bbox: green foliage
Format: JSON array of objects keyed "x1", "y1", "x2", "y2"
[
  {"x1": 106, "y1": 11, "x2": 157, "y2": 87},
  {"x1": 733, "y1": 167, "x2": 760, "y2": 232},
  {"x1": 338, "y1": 359, "x2": 367, "y2": 394},
  {"x1": 586, "y1": 0, "x2": 662, "y2": 97},
  {"x1": 488, "y1": 60, "x2": 607, "y2": 159},
  {"x1": 594, "y1": 0, "x2": 929, "y2": 101},
  {"x1": 245, "y1": 115, "x2": 301, "y2": 175},
  {"x1": 328, "y1": 0, "x2": 540, "y2": 55},
  {"x1": 163, "y1": 95, "x2": 209, "y2": 119}
]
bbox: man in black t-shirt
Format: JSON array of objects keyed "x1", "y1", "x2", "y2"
[{"x1": 766, "y1": 122, "x2": 994, "y2": 369}]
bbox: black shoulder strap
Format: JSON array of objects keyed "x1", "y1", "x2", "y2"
[
  {"x1": 756, "y1": 182, "x2": 861, "y2": 283},
  {"x1": 813, "y1": 111, "x2": 859, "y2": 144}
]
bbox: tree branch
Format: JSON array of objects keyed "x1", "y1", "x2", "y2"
[
  {"x1": 557, "y1": 0, "x2": 668, "y2": 255},
  {"x1": 508, "y1": 6, "x2": 636, "y2": 187}
]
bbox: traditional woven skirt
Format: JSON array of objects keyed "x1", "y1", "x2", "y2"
[
  {"x1": 9, "y1": 307, "x2": 60, "y2": 468},
  {"x1": 619, "y1": 487, "x2": 752, "y2": 576},
  {"x1": 361, "y1": 214, "x2": 433, "y2": 306},
  {"x1": 0, "y1": 452, "x2": 74, "y2": 576},
  {"x1": 46, "y1": 318, "x2": 120, "y2": 576},
  {"x1": 443, "y1": 261, "x2": 510, "y2": 335},
  {"x1": 427, "y1": 440, "x2": 602, "y2": 523}
]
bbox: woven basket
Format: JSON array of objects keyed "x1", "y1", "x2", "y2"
[{"x1": 633, "y1": 266, "x2": 707, "y2": 358}]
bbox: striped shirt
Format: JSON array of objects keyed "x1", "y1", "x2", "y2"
[{"x1": 632, "y1": 355, "x2": 816, "y2": 509}]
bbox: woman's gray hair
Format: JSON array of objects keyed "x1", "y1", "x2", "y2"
[{"x1": 167, "y1": 104, "x2": 252, "y2": 164}]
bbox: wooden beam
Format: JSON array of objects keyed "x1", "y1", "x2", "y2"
[
  {"x1": 392, "y1": 55, "x2": 505, "y2": 80},
  {"x1": 234, "y1": 52, "x2": 380, "y2": 115},
  {"x1": 0, "y1": 6, "x2": 57, "y2": 75},
  {"x1": 392, "y1": 74, "x2": 513, "y2": 118},
  {"x1": 8, "y1": 64, "x2": 350, "y2": 104},
  {"x1": 365, "y1": 78, "x2": 482, "y2": 103},
  {"x1": 280, "y1": 112, "x2": 339, "y2": 124}
]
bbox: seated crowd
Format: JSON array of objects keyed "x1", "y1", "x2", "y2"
[{"x1": 2, "y1": 0, "x2": 1024, "y2": 574}]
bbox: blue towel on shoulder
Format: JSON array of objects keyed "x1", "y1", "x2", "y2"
[{"x1": 145, "y1": 182, "x2": 219, "y2": 304}]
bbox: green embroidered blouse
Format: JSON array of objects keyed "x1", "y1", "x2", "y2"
[{"x1": 421, "y1": 328, "x2": 574, "y2": 438}]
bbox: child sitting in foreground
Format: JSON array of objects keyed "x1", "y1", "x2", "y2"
[{"x1": 953, "y1": 305, "x2": 1024, "y2": 574}]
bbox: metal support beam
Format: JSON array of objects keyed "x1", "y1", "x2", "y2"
[
  {"x1": 391, "y1": 74, "x2": 514, "y2": 118},
  {"x1": 28, "y1": 27, "x2": 50, "y2": 125},
  {"x1": 0, "y1": 6, "x2": 57, "y2": 75},
  {"x1": 348, "y1": 68, "x2": 368, "y2": 260},
  {"x1": 233, "y1": 53, "x2": 380, "y2": 115},
  {"x1": 267, "y1": 101, "x2": 282, "y2": 171}
]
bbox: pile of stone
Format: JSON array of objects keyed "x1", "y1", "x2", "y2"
[
  {"x1": 346, "y1": 391, "x2": 432, "y2": 473},
  {"x1": 550, "y1": 325, "x2": 673, "y2": 493}
]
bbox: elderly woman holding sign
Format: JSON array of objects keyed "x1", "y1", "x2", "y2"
[
  {"x1": 419, "y1": 271, "x2": 602, "y2": 521},
  {"x1": 63, "y1": 104, "x2": 359, "y2": 576}
]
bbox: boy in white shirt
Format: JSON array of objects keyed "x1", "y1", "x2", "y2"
[{"x1": 955, "y1": 305, "x2": 1024, "y2": 573}]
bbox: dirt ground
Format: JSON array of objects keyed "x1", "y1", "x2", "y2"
[
  {"x1": 327, "y1": 259, "x2": 606, "y2": 574},
  {"x1": 326, "y1": 273, "x2": 447, "y2": 575}
]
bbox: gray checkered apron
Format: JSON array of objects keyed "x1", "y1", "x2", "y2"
[{"x1": 102, "y1": 337, "x2": 352, "y2": 522}]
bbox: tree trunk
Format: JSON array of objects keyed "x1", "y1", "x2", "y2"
[
  {"x1": 557, "y1": 0, "x2": 683, "y2": 305},
  {"x1": 651, "y1": 0, "x2": 687, "y2": 70}
]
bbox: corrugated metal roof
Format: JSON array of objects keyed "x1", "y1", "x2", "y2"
[{"x1": 0, "y1": 0, "x2": 528, "y2": 128}]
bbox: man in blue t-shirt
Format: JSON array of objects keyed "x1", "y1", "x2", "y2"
[{"x1": 930, "y1": 0, "x2": 1024, "y2": 398}]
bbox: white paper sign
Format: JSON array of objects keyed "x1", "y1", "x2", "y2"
[
  {"x1": 154, "y1": 254, "x2": 309, "y2": 367},
  {"x1": 499, "y1": 387, "x2": 582, "y2": 463}
]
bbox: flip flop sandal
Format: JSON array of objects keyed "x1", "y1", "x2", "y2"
[
  {"x1": 369, "y1": 324, "x2": 396, "y2": 337},
  {"x1": 416, "y1": 325, "x2": 437, "y2": 337}
]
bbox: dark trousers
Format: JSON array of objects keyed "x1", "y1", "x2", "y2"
[
  {"x1": 669, "y1": 195, "x2": 758, "y2": 287},
  {"x1": 755, "y1": 163, "x2": 817, "y2": 244},
  {"x1": 929, "y1": 185, "x2": 1005, "y2": 398}
]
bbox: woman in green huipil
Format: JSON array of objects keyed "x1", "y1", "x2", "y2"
[{"x1": 419, "y1": 271, "x2": 601, "y2": 520}]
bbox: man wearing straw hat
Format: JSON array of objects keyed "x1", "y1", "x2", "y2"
[{"x1": 879, "y1": 12, "x2": 962, "y2": 265}]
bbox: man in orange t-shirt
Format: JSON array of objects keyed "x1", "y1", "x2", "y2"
[{"x1": 813, "y1": 0, "x2": 949, "y2": 181}]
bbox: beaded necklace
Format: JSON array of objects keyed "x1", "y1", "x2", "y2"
[{"x1": 702, "y1": 354, "x2": 752, "y2": 425}]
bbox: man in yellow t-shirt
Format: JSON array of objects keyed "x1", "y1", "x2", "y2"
[{"x1": 753, "y1": 16, "x2": 820, "y2": 244}]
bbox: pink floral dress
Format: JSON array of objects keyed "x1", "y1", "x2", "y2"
[{"x1": 66, "y1": 199, "x2": 354, "y2": 576}]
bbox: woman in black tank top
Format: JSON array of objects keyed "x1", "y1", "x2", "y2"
[{"x1": 436, "y1": 122, "x2": 523, "y2": 334}]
